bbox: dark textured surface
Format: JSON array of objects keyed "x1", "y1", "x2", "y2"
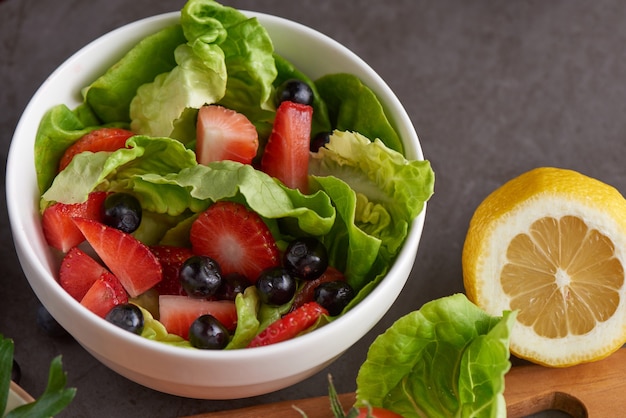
[{"x1": 1, "y1": 0, "x2": 622, "y2": 416}]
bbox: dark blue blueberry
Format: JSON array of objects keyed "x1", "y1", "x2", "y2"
[
  {"x1": 36, "y1": 304, "x2": 68, "y2": 337},
  {"x1": 105, "y1": 303, "x2": 144, "y2": 335}
]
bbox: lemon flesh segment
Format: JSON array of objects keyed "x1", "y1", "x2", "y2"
[
  {"x1": 463, "y1": 167, "x2": 626, "y2": 367},
  {"x1": 503, "y1": 215, "x2": 623, "y2": 338}
]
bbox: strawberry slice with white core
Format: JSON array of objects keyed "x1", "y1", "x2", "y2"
[
  {"x1": 80, "y1": 271, "x2": 128, "y2": 318},
  {"x1": 190, "y1": 201, "x2": 280, "y2": 282},
  {"x1": 196, "y1": 105, "x2": 259, "y2": 165},
  {"x1": 159, "y1": 295, "x2": 237, "y2": 339},
  {"x1": 260, "y1": 101, "x2": 313, "y2": 193},
  {"x1": 41, "y1": 191, "x2": 108, "y2": 253},
  {"x1": 72, "y1": 218, "x2": 162, "y2": 298},
  {"x1": 59, "y1": 246, "x2": 111, "y2": 301}
]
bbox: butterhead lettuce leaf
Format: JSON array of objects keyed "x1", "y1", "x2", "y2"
[
  {"x1": 310, "y1": 175, "x2": 382, "y2": 291},
  {"x1": 355, "y1": 294, "x2": 515, "y2": 418},
  {"x1": 225, "y1": 286, "x2": 261, "y2": 349},
  {"x1": 315, "y1": 73, "x2": 404, "y2": 153},
  {"x1": 130, "y1": 0, "x2": 277, "y2": 138},
  {"x1": 310, "y1": 130, "x2": 434, "y2": 266},
  {"x1": 34, "y1": 104, "x2": 125, "y2": 194},
  {"x1": 40, "y1": 135, "x2": 198, "y2": 210},
  {"x1": 129, "y1": 41, "x2": 227, "y2": 137},
  {"x1": 82, "y1": 24, "x2": 186, "y2": 124}
]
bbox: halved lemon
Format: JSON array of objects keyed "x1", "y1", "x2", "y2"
[{"x1": 463, "y1": 167, "x2": 626, "y2": 367}]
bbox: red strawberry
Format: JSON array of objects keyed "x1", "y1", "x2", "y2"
[
  {"x1": 190, "y1": 201, "x2": 280, "y2": 282},
  {"x1": 72, "y1": 218, "x2": 162, "y2": 298},
  {"x1": 59, "y1": 247, "x2": 110, "y2": 301},
  {"x1": 41, "y1": 191, "x2": 109, "y2": 253},
  {"x1": 290, "y1": 266, "x2": 345, "y2": 312},
  {"x1": 158, "y1": 295, "x2": 237, "y2": 339},
  {"x1": 150, "y1": 246, "x2": 194, "y2": 296},
  {"x1": 260, "y1": 101, "x2": 313, "y2": 193},
  {"x1": 58, "y1": 127, "x2": 134, "y2": 172},
  {"x1": 355, "y1": 408, "x2": 404, "y2": 418},
  {"x1": 247, "y1": 301, "x2": 328, "y2": 348},
  {"x1": 80, "y1": 271, "x2": 128, "y2": 318},
  {"x1": 196, "y1": 105, "x2": 259, "y2": 165}
]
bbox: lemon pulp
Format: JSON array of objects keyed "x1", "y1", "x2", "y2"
[{"x1": 502, "y1": 215, "x2": 623, "y2": 338}]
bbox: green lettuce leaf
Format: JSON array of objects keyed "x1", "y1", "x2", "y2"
[
  {"x1": 181, "y1": 0, "x2": 276, "y2": 110},
  {"x1": 355, "y1": 294, "x2": 516, "y2": 418},
  {"x1": 215, "y1": 16, "x2": 277, "y2": 120},
  {"x1": 34, "y1": 104, "x2": 126, "y2": 195},
  {"x1": 315, "y1": 73, "x2": 404, "y2": 153},
  {"x1": 130, "y1": 0, "x2": 278, "y2": 138},
  {"x1": 310, "y1": 175, "x2": 381, "y2": 291},
  {"x1": 40, "y1": 135, "x2": 198, "y2": 210},
  {"x1": 225, "y1": 286, "x2": 261, "y2": 349},
  {"x1": 132, "y1": 161, "x2": 336, "y2": 235},
  {"x1": 310, "y1": 131, "x2": 434, "y2": 266},
  {"x1": 129, "y1": 40, "x2": 227, "y2": 137},
  {"x1": 83, "y1": 24, "x2": 186, "y2": 124}
]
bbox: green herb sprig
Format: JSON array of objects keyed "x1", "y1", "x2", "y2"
[{"x1": 1, "y1": 334, "x2": 75, "y2": 417}]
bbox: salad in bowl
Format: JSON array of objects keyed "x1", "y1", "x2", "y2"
[{"x1": 8, "y1": 0, "x2": 433, "y2": 398}]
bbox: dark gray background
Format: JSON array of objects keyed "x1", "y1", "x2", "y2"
[{"x1": 2, "y1": 0, "x2": 623, "y2": 416}]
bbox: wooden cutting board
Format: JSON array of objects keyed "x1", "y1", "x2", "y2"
[{"x1": 187, "y1": 348, "x2": 626, "y2": 417}]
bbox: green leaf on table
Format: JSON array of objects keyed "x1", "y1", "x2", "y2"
[
  {"x1": 0, "y1": 334, "x2": 76, "y2": 418},
  {"x1": 0, "y1": 335, "x2": 14, "y2": 415},
  {"x1": 7, "y1": 356, "x2": 76, "y2": 418},
  {"x1": 355, "y1": 294, "x2": 515, "y2": 418}
]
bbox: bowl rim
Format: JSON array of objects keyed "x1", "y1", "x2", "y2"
[{"x1": 6, "y1": 10, "x2": 427, "y2": 364}]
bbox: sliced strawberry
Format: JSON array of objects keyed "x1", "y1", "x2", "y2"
[
  {"x1": 58, "y1": 127, "x2": 134, "y2": 172},
  {"x1": 260, "y1": 101, "x2": 313, "y2": 193},
  {"x1": 80, "y1": 271, "x2": 128, "y2": 318},
  {"x1": 190, "y1": 201, "x2": 280, "y2": 283},
  {"x1": 158, "y1": 295, "x2": 237, "y2": 339},
  {"x1": 41, "y1": 191, "x2": 109, "y2": 253},
  {"x1": 59, "y1": 247, "x2": 111, "y2": 301},
  {"x1": 290, "y1": 266, "x2": 345, "y2": 312},
  {"x1": 150, "y1": 245, "x2": 194, "y2": 296},
  {"x1": 72, "y1": 218, "x2": 162, "y2": 298},
  {"x1": 247, "y1": 301, "x2": 328, "y2": 348},
  {"x1": 196, "y1": 105, "x2": 259, "y2": 165}
]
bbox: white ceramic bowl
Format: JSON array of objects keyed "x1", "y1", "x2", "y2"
[{"x1": 6, "y1": 10, "x2": 426, "y2": 399}]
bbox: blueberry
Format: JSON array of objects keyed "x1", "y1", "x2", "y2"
[
  {"x1": 179, "y1": 255, "x2": 222, "y2": 298},
  {"x1": 102, "y1": 193, "x2": 142, "y2": 233},
  {"x1": 310, "y1": 131, "x2": 331, "y2": 152},
  {"x1": 276, "y1": 79, "x2": 314, "y2": 106},
  {"x1": 314, "y1": 281, "x2": 355, "y2": 316},
  {"x1": 105, "y1": 303, "x2": 144, "y2": 335},
  {"x1": 188, "y1": 314, "x2": 230, "y2": 350},
  {"x1": 256, "y1": 267, "x2": 296, "y2": 305},
  {"x1": 283, "y1": 237, "x2": 328, "y2": 281},
  {"x1": 36, "y1": 304, "x2": 68, "y2": 337},
  {"x1": 216, "y1": 272, "x2": 251, "y2": 301}
]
